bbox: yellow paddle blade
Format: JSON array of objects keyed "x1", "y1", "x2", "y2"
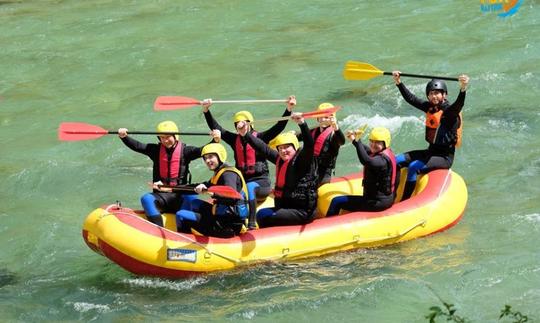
[
  {"x1": 355, "y1": 124, "x2": 369, "y2": 138},
  {"x1": 343, "y1": 61, "x2": 384, "y2": 80}
]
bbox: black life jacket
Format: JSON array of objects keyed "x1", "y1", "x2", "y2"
[
  {"x1": 274, "y1": 151, "x2": 318, "y2": 211},
  {"x1": 362, "y1": 148, "x2": 398, "y2": 199}
]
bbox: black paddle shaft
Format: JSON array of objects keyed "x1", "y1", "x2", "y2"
[{"x1": 383, "y1": 71, "x2": 459, "y2": 81}]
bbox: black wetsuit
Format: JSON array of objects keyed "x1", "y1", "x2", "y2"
[
  {"x1": 327, "y1": 141, "x2": 397, "y2": 215},
  {"x1": 203, "y1": 108, "x2": 291, "y2": 198},
  {"x1": 120, "y1": 136, "x2": 202, "y2": 212},
  {"x1": 180, "y1": 164, "x2": 248, "y2": 238},
  {"x1": 299, "y1": 126, "x2": 345, "y2": 185},
  {"x1": 396, "y1": 83, "x2": 466, "y2": 171},
  {"x1": 245, "y1": 122, "x2": 318, "y2": 227}
]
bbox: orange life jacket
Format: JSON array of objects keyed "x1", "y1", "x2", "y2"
[{"x1": 425, "y1": 110, "x2": 463, "y2": 148}]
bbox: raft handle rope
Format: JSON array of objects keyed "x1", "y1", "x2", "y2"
[{"x1": 277, "y1": 219, "x2": 427, "y2": 260}]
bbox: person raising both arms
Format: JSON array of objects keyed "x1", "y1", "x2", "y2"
[
  {"x1": 175, "y1": 143, "x2": 249, "y2": 238},
  {"x1": 392, "y1": 71, "x2": 470, "y2": 200},
  {"x1": 118, "y1": 121, "x2": 216, "y2": 227},
  {"x1": 201, "y1": 96, "x2": 296, "y2": 229},
  {"x1": 241, "y1": 112, "x2": 318, "y2": 228},
  {"x1": 326, "y1": 127, "x2": 398, "y2": 216},
  {"x1": 298, "y1": 102, "x2": 345, "y2": 186}
]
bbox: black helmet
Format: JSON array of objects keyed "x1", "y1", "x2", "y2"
[{"x1": 425, "y1": 79, "x2": 447, "y2": 96}]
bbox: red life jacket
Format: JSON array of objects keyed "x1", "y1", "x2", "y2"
[
  {"x1": 381, "y1": 148, "x2": 397, "y2": 194},
  {"x1": 273, "y1": 156, "x2": 291, "y2": 198},
  {"x1": 235, "y1": 131, "x2": 258, "y2": 175},
  {"x1": 312, "y1": 127, "x2": 334, "y2": 157},
  {"x1": 159, "y1": 142, "x2": 182, "y2": 186}
]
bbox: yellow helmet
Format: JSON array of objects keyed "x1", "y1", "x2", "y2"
[
  {"x1": 317, "y1": 102, "x2": 336, "y2": 117},
  {"x1": 201, "y1": 143, "x2": 227, "y2": 163},
  {"x1": 233, "y1": 110, "x2": 254, "y2": 123},
  {"x1": 369, "y1": 127, "x2": 391, "y2": 148},
  {"x1": 270, "y1": 131, "x2": 299, "y2": 151},
  {"x1": 156, "y1": 121, "x2": 179, "y2": 140}
]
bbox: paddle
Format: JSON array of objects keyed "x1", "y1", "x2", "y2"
[
  {"x1": 158, "y1": 184, "x2": 242, "y2": 200},
  {"x1": 343, "y1": 61, "x2": 459, "y2": 81},
  {"x1": 253, "y1": 106, "x2": 342, "y2": 124},
  {"x1": 154, "y1": 96, "x2": 288, "y2": 111},
  {"x1": 58, "y1": 122, "x2": 209, "y2": 141}
]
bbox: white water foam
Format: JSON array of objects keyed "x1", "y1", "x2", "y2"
[
  {"x1": 524, "y1": 213, "x2": 540, "y2": 223},
  {"x1": 341, "y1": 114, "x2": 422, "y2": 133},
  {"x1": 121, "y1": 276, "x2": 208, "y2": 291},
  {"x1": 520, "y1": 72, "x2": 535, "y2": 81},
  {"x1": 71, "y1": 302, "x2": 110, "y2": 313},
  {"x1": 487, "y1": 119, "x2": 529, "y2": 132}
]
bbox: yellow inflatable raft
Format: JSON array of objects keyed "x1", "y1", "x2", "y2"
[{"x1": 82, "y1": 169, "x2": 467, "y2": 278}]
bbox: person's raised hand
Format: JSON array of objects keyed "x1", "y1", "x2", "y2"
[{"x1": 202, "y1": 98, "x2": 213, "y2": 113}]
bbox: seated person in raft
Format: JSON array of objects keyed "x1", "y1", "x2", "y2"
[
  {"x1": 241, "y1": 113, "x2": 319, "y2": 228},
  {"x1": 118, "y1": 121, "x2": 217, "y2": 227},
  {"x1": 175, "y1": 143, "x2": 249, "y2": 238},
  {"x1": 326, "y1": 127, "x2": 399, "y2": 216}
]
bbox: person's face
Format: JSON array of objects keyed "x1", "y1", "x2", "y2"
[
  {"x1": 277, "y1": 144, "x2": 296, "y2": 161},
  {"x1": 203, "y1": 153, "x2": 220, "y2": 171},
  {"x1": 427, "y1": 90, "x2": 447, "y2": 106},
  {"x1": 235, "y1": 120, "x2": 251, "y2": 136},
  {"x1": 159, "y1": 135, "x2": 176, "y2": 149},
  {"x1": 317, "y1": 115, "x2": 332, "y2": 127},
  {"x1": 369, "y1": 140, "x2": 385, "y2": 154}
]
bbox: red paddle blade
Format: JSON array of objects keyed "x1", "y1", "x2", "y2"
[
  {"x1": 58, "y1": 122, "x2": 108, "y2": 141},
  {"x1": 302, "y1": 105, "x2": 341, "y2": 118},
  {"x1": 207, "y1": 185, "x2": 243, "y2": 200},
  {"x1": 154, "y1": 96, "x2": 201, "y2": 111}
]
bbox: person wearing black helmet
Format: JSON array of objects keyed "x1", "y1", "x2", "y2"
[{"x1": 392, "y1": 71, "x2": 469, "y2": 201}]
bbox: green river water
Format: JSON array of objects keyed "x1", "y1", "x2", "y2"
[{"x1": 1, "y1": 0, "x2": 539, "y2": 321}]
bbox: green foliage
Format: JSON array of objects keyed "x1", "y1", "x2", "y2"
[
  {"x1": 425, "y1": 302, "x2": 467, "y2": 323},
  {"x1": 499, "y1": 305, "x2": 528, "y2": 323},
  {"x1": 425, "y1": 302, "x2": 529, "y2": 323}
]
